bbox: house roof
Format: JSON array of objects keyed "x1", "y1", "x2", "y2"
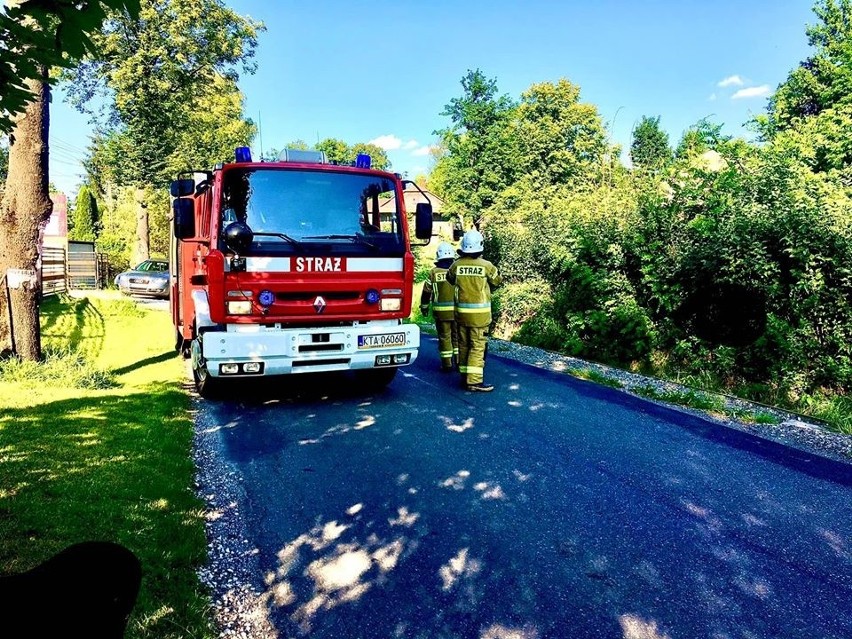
[{"x1": 379, "y1": 187, "x2": 445, "y2": 214}]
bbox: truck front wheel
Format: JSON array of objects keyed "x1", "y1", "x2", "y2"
[
  {"x1": 191, "y1": 336, "x2": 221, "y2": 399},
  {"x1": 192, "y1": 362, "x2": 221, "y2": 399}
]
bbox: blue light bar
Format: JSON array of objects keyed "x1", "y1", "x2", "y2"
[
  {"x1": 355, "y1": 153, "x2": 372, "y2": 169},
  {"x1": 235, "y1": 146, "x2": 252, "y2": 163}
]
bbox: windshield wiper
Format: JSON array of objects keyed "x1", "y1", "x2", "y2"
[
  {"x1": 302, "y1": 233, "x2": 379, "y2": 251},
  {"x1": 252, "y1": 231, "x2": 300, "y2": 245}
]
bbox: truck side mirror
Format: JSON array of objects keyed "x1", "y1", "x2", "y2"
[
  {"x1": 170, "y1": 179, "x2": 195, "y2": 197},
  {"x1": 414, "y1": 202, "x2": 433, "y2": 240},
  {"x1": 173, "y1": 198, "x2": 195, "y2": 239}
]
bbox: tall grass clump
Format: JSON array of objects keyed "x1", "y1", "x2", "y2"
[{"x1": 0, "y1": 347, "x2": 115, "y2": 389}]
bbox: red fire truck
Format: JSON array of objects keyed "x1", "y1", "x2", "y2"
[{"x1": 170, "y1": 147, "x2": 433, "y2": 397}]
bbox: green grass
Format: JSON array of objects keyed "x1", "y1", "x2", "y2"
[
  {"x1": 797, "y1": 393, "x2": 852, "y2": 435},
  {"x1": 0, "y1": 294, "x2": 212, "y2": 639},
  {"x1": 571, "y1": 368, "x2": 624, "y2": 389},
  {"x1": 738, "y1": 410, "x2": 782, "y2": 425},
  {"x1": 630, "y1": 384, "x2": 784, "y2": 426},
  {"x1": 633, "y1": 384, "x2": 726, "y2": 413}
]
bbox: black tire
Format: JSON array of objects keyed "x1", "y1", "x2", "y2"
[
  {"x1": 357, "y1": 366, "x2": 398, "y2": 389},
  {"x1": 191, "y1": 335, "x2": 221, "y2": 399},
  {"x1": 192, "y1": 360, "x2": 221, "y2": 399}
]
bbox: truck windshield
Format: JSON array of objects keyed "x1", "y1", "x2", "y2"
[{"x1": 220, "y1": 167, "x2": 403, "y2": 253}]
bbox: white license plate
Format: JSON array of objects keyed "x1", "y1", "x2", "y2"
[{"x1": 358, "y1": 332, "x2": 406, "y2": 349}]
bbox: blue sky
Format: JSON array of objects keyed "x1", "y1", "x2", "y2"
[{"x1": 48, "y1": 0, "x2": 816, "y2": 196}]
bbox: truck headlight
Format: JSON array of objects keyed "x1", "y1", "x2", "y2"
[
  {"x1": 380, "y1": 298, "x2": 401, "y2": 311},
  {"x1": 227, "y1": 301, "x2": 252, "y2": 315}
]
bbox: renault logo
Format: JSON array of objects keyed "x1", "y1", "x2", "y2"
[{"x1": 313, "y1": 296, "x2": 326, "y2": 313}]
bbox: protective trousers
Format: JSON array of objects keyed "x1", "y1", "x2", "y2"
[
  {"x1": 436, "y1": 318, "x2": 459, "y2": 370},
  {"x1": 458, "y1": 325, "x2": 488, "y2": 385}
]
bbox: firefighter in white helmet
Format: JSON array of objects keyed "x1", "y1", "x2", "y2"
[
  {"x1": 420, "y1": 241, "x2": 459, "y2": 371},
  {"x1": 446, "y1": 229, "x2": 502, "y2": 392}
]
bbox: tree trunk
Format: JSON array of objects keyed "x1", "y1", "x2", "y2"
[
  {"x1": 134, "y1": 188, "x2": 149, "y2": 265},
  {"x1": 0, "y1": 73, "x2": 52, "y2": 361}
]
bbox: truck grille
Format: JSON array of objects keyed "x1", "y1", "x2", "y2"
[{"x1": 277, "y1": 291, "x2": 360, "y2": 301}]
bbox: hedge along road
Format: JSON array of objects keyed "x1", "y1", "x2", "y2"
[{"x1": 193, "y1": 336, "x2": 852, "y2": 639}]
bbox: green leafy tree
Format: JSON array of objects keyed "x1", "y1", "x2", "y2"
[
  {"x1": 95, "y1": 187, "x2": 138, "y2": 269},
  {"x1": 758, "y1": 0, "x2": 852, "y2": 174},
  {"x1": 432, "y1": 69, "x2": 518, "y2": 226},
  {"x1": 630, "y1": 115, "x2": 673, "y2": 170},
  {"x1": 514, "y1": 78, "x2": 609, "y2": 186},
  {"x1": 351, "y1": 142, "x2": 390, "y2": 171},
  {"x1": 314, "y1": 138, "x2": 391, "y2": 170},
  {"x1": 675, "y1": 118, "x2": 730, "y2": 158},
  {"x1": 69, "y1": 184, "x2": 98, "y2": 241},
  {"x1": 65, "y1": 0, "x2": 263, "y2": 263},
  {"x1": 0, "y1": 0, "x2": 139, "y2": 361},
  {"x1": 315, "y1": 138, "x2": 350, "y2": 164},
  {"x1": 0, "y1": 0, "x2": 141, "y2": 133},
  {"x1": 166, "y1": 75, "x2": 257, "y2": 177},
  {"x1": 763, "y1": 0, "x2": 852, "y2": 132}
]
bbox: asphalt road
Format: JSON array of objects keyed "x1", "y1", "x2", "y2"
[{"x1": 195, "y1": 336, "x2": 852, "y2": 639}]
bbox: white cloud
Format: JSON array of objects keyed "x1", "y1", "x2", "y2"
[
  {"x1": 368, "y1": 134, "x2": 402, "y2": 150},
  {"x1": 368, "y1": 134, "x2": 419, "y2": 151},
  {"x1": 731, "y1": 85, "x2": 771, "y2": 100},
  {"x1": 412, "y1": 145, "x2": 433, "y2": 157},
  {"x1": 708, "y1": 93, "x2": 717, "y2": 101},
  {"x1": 718, "y1": 75, "x2": 744, "y2": 88}
]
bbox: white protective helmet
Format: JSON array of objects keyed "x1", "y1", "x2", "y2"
[
  {"x1": 436, "y1": 241, "x2": 456, "y2": 261},
  {"x1": 460, "y1": 229, "x2": 484, "y2": 254}
]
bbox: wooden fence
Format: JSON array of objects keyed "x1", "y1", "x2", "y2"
[
  {"x1": 41, "y1": 246, "x2": 67, "y2": 296},
  {"x1": 38, "y1": 248, "x2": 121, "y2": 295},
  {"x1": 68, "y1": 250, "x2": 98, "y2": 289}
]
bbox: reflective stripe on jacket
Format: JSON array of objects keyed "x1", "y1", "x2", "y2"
[
  {"x1": 421, "y1": 266, "x2": 456, "y2": 320},
  {"x1": 446, "y1": 256, "x2": 502, "y2": 327}
]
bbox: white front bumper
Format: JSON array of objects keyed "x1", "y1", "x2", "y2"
[{"x1": 199, "y1": 322, "x2": 420, "y2": 377}]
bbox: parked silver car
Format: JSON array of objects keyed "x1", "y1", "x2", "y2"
[{"x1": 115, "y1": 259, "x2": 170, "y2": 299}]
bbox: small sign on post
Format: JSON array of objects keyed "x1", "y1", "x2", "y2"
[{"x1": 5, "y1": 268, "x2": 37, "y2": 290}]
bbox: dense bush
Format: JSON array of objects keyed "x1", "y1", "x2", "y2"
[
  {"x1": 634, "y1": 145, "x2": 852, "y2": 395},
  {"x1": 491, "y1": 278, "x2": 552, "y2": 339}
]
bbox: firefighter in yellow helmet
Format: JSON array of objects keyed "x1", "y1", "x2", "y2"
[
  {"x1": 446, "y1": 229, "x2": 502, "y2": 392},
  {"x1": 420, "y1": 241, "x2": 459, "y2": 371}
]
